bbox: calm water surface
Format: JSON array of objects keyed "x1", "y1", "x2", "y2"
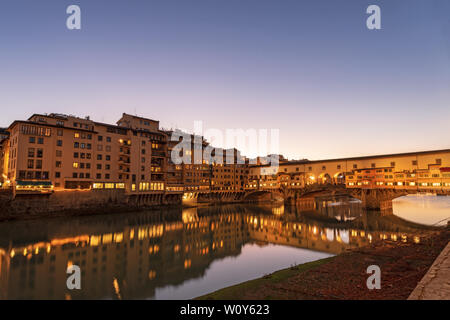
[
  {"x1": 393, "y1": 194, "x2": 450, "y2": 226},
  {"x1": 0, "y1": 194, "x2": 448, "y2": 300}
]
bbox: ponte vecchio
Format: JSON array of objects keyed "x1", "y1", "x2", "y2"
[{"x1": 246, "y1": 149, "x2": 450, "y2": 210}]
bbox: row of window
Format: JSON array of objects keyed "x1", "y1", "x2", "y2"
[
  {"x1": 71, "y1": 172, "x2": 111, "y2": 179},
  {"x1": 72, "y1": 162, "x2": 112, "y2": 170},
  {"x1": 27, "y1": 159, "x2": 42, "y2": 169},
  {"x1": 73, "y1": 132, "x2": 93, "y2": 140},
  {"x1": 21, "y1": 125, "x2": 51, "y2": 137},
  {"x1": 97, "y1": 136, "x2": 112, "y2": 142},
  {"x1": 18, "y1": 171, "x2": 49, "y2": 180},
  {"x1": 93, "y1": 183, "x2": 125, "y2": 189},
  {"x1": 349, "y1": 181, "x2": 450, "y2": 187},
  {"x1": 28, "y1": 137, "x2": 45, "y2": 144},
  {"x1": 74, "y1": 152, "x2": 92, "y2": 159},
  {"x1": 74, "y1": 142, "x2": 92, "y2": 150},
  {"x1": 27, "y1": 148, "x2": 43, "y2": 158},
  {"x1": 137, "y1": 182, "x2": 165, "y2": 191},
  {"x1": 280, "y1": 159, "x2": 443, "y2": 173}
]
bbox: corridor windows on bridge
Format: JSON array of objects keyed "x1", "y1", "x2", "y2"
[
  {"x1": 371, "y1": 163, "x2": 376, "y2": 168},
  {"x1": 412, "y1": 160, "x2": 418, "y2": 166},
  {"x1": 436, "y1": 159, "x2": 442, "y2": 165},
  {"x1": 390, "y1": 162, "x2": 396, "y2": 167},
  {"x1": 337, "y1": 165, "x2": 341, "y2": 170},
  {"x1": 353, "y1": 164, "x2": 357, "y2": 169}
]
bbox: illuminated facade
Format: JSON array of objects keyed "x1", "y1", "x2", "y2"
[
  {"x1": 247, "y1": 149, "x2": 450, "y2": 192},
  {"x1": 1, "y1": 112, "x2": 449, "y2": 198},
  {"x1": 0, "y1": 113, "x2": 251, "y2": 198},
  {"x1": 211, "y1": 148, "x2": 249, "y2": 192},
  {"x1": 1, "y1": 113, "x2": 170, "y2": 194}
]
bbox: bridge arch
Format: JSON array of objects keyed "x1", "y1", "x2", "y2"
[
  {"x1": 318, "y1": 173, "x2": 332, "y2": 184},
  {"x1": 333, "y1": 172, "x2": 345, "y2": 185}
]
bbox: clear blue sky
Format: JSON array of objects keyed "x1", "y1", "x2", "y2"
[{"x1": 0, "y1": 0, "x2": 449, "y2": 160}]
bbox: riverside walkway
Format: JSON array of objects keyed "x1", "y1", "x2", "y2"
[{"x1": 408, "y1": 241, "x2": 450, "y2": 300}]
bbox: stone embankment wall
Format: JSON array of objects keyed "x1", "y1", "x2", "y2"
[{"x1": 0, "y1": 190, "x2": 177, "y2": 221}]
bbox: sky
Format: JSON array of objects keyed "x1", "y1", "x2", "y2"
[{"x1": 0, "y1": 0, "x2": 449, "y2": 160}]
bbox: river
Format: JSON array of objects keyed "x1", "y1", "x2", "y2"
[{"x1": 0, "y1": 194, "x2": 448, "y2": 299}]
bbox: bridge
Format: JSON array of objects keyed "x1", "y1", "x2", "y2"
[{"x1": 245, "y1": 149, "x2": 450, "y2": 210}]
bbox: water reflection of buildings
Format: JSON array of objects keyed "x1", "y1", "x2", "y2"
[{"x1": 0, "y1": 203, "x2": 423, "y2": 300}]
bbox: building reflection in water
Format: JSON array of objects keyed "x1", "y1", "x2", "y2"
[{"x1": 0, "y1": 198, "x2": 430, "y2": 300}]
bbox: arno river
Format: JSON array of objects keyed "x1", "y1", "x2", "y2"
[{"x1": 0, "y1": 195, "x2": 448, "y2": 300}]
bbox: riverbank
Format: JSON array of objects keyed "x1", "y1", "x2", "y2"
[
  {"x1": 197, "y1": 226, "x2": 449, "y2": 300},
  {"x1": 0, "y1": 189, "x2": 258, "y2": 222}
]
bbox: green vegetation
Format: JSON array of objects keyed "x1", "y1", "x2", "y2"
[{"x1": 196, "y1": 256, "x2": 335, "y2": 300}]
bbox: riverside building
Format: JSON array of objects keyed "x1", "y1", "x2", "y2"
[{"x1": 0, "y1": 113, "x2": 251, "y2": 198}]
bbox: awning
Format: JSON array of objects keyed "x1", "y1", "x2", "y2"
[{"x1": 15, "y1": 180, "x2": 53, "y2": 187}]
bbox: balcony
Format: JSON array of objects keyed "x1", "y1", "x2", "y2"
[
  {"x1": 118, "y1": 167, "x2": 130, "y2": 174},
  {"x1": 118, "y1": 156, "x2": 131, "y2": 165},
  {"x1": 119, "y1": 139, "x2": 132, "y2": 146},
  {"x1": 152, "y1": 150, "x2": 166, "y2": 157},
  {"x1": 151, "y1": 173, "x2": 165, "y2": 182}
]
